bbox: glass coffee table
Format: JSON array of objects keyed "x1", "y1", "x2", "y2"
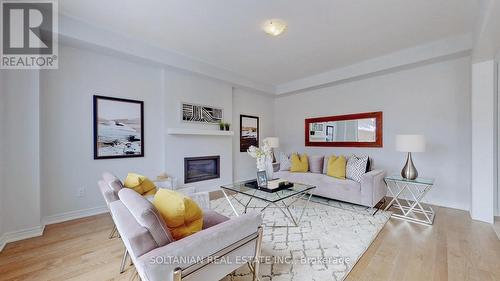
[{"x1": 220, "y1": 180, "x2": 316, "y2": 227}]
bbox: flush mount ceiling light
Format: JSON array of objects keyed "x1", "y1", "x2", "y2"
[{"x1": 262, "y1": 19, "x2": 287, "y2": 36}]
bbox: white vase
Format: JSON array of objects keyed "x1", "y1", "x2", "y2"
[{"x1": 265, "y1": 155, "x2": 274, "y2": 180}]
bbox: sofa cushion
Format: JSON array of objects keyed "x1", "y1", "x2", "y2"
[
  {"x1": 308, "y1": 155, "x2": 324, "y2": 173},
  {"x1": 290, "y1": 153, "x2": 309, "y2": 172},
  {"x1": 279, "y1": 152, "x2": 291, "y2": 171},
  {"x1": 118, "y1": 188, "x2": 174, "y2": 247},
  {"x1": 152, "y1": 189, "x2": 203, "y2": 240},
  {"x1": 346, "y1": 155, "x2": 369, "y2": 182},
  {"x1": 327, "y1": 155, "x2": 346, "y2": 179}
]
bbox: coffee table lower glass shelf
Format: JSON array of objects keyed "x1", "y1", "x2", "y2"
[{"x1": 220, "y1": 180, "x2": 315, "y2": 227}]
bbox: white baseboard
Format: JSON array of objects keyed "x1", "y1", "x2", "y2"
[
  {"x1": 42, "y1": 205, "x2": 109, "y2": 226},
  {"x1": 0, "y1": 205, "x2": 110, "y2": 253},
  {"x1": 0, "y1": 225, "x2": 45, "y2": 252}
]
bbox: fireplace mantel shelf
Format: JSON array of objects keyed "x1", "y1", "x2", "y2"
[{"x1": 167, "y1": 128, "x2": 234, "y2": 136}]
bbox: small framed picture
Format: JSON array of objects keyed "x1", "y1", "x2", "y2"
[{"x1": 256, "y1": 171, "x2": 268, "y2": 187}]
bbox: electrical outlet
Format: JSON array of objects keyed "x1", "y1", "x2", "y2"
[{"x1": 77, "y1": 186, "x2": 85, "y2": 197}]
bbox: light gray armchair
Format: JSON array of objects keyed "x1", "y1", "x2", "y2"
[
  {"x1": 110, "y1": 188, "x2": 264, "y2": 281},
  {"x1": 98, "y1": 172, "x2": 216, "y2": 276}
]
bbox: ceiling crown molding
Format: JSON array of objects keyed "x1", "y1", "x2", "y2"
[
  {"x1": 57, "y1": 15, "x2": 276, "y2": 94},
  {"x1": 57, "y1": 15, "x2": 473, "y2": 96},
  {"x1": 275, "y1": 33, "x2": 473, "y2": 95}
]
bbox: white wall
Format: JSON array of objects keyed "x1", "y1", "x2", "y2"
[
  {"x1": 498, "y1": 60, "x2": 500, "y2": 216},
  {"x1": 1, "y1": 70, "x2": 42, "y2": 233},
  {"x1": 0, "y1": 71, "x2": 5, "y2": 244},
  {"x1": 40, "y1": 45, "x2": 165, "y2": 219},
  {"x1": 163, "y1": 69, "x2": 234, "y2": 191},
  {"x1": 232, "y1": 88, "x2": 275, "y2": 181},
  {"x1": 471, "y1": 60, "x2": 497, "y2": 223},
  {"x1": 275, "y1": 56, "x2": 472, "y2": 211}
]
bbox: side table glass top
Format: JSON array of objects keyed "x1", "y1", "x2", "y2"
[
  {"x1": 385, "y1": 175, "x2": 434, "y2": 185},
  {"x1": 220, "y1": 180, "x2": 315, "y2": 203}
]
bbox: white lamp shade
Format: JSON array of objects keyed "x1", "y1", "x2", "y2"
[
  {"x1": 396, "y1": 135, "x2": 426, "y2": 152},
  {"x1": 264, "y1": 137, "x2": 280, "y2": 148}
]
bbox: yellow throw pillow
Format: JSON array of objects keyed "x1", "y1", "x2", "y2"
[
  {"x1": 123, "y1": 173, "x2": 157, "y2": 195},
  {"x1": 327, "y1": 155, "x2": 347, "y2": 179},
  {"x1": 290, "y1": 153, "x2": 309, "y2": 172},
  {"x1": 152, "y1": 189, "x2": 203, "y2": 240}
]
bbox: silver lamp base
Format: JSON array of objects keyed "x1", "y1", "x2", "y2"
[{"x1": 401, "y1": 152, "x2": 418, "y2": 180}]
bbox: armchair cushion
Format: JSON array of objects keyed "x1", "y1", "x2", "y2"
[
  {"x1": 202, "y1": 210, "x2": 229, "y2": 229},
  {"x1": 118, "y1": 188, "x2": 174, "y2": 247},
  {"x1": 124, "y1": 173, "x2": 157, "y2": 195},
  {"x1": 98, "y1": 180, "x2": 118, "y2": 206},
  {"x1": 152, "y1": 189, "x2": 203, "y2": 240},
  {"x1": 102, "y1": 172, "x2": 124, "y2": 193}
]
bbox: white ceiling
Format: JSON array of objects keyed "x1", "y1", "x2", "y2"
[{"x1": 60, "y1": 0, "x2": 478, "y2": 86}]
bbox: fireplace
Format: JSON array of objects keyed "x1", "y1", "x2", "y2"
[{"x1": 184, "y1": 156, "x2": 220, "y2": 183}]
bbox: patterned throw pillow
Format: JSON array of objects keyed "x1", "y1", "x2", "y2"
[
  {"x1": 279, "y1": 152, "x2": 291, "y2": 171},
  {"x1": 346, "y1": 155, "x2": 369, "y2": 182}
]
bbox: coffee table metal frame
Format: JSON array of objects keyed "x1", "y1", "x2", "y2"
[{"x1": 220, "y1": 181, "x2": 315, "y2": 227}]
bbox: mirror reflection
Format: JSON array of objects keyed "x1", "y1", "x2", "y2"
[{"x1": 309, "y1": 118, "x2": 376, "y2": 142}]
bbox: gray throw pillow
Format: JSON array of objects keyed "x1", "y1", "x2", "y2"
[
  {"x1": 322, "y1": 156, "x2": 329, "y2": 174},
  {"x1": 346, "y1": 154, "x2": 369, "y2": 182},
  {"x1": 308, "y1": 155, "x2": 324, "y2": 173},
  {"x1": 279, "y1": 152, "x2": 291, "y2": 171}
]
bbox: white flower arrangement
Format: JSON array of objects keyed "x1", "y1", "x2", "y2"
[{"x1": 247, "y1": 139, "x2": 273, "y2": 173}]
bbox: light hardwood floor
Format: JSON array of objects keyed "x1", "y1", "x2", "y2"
[{"x1": 1, "y1": 205, "x2": 499, "y2": 281}]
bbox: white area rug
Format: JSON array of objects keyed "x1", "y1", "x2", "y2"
[{"x1": 211, "y1": 195, "x2": 391, "y2": 281}]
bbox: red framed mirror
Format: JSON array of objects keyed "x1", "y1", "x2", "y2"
[{"x1": 305, "y1": 111, "x2": 383, "y2": 147}]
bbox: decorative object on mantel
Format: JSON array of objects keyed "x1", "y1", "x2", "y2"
[
  {"x1": 396, "y1": 134, "x2": 426, "y2": 180},
  {"x1": 181, "y1": 102, "x2": 222, "y2": 124},
  {"x1": 167, "y1": 128, "x2": 233, "y2": 136},
  {"x1": 305, "y1": 111, "x2": 383, "y2": 147},
  {"x1": 240, "y1": 114, "x2": 259, "y2": 152},
  {"x1": 218, "y1": 121, "x2": 231, "y2": 131},
  {"x1": 264, "y1": 137, "x2": 279, "y2": 163},
  {"x1": 247, "y1": 139, "x2": 274, "y2": 180},
  {"x1": 154, "y1": 172, "x2": 177, "y2": 190},
  {"x1": 93, "y1": 95, "x2": 144, "y2": 159}
]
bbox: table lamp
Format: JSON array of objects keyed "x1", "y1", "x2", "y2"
[
  {"x1": 396, "y1": 135, "x2": 426, "y2": 180},
  {"x1": 264, "y1": 137, "x2": 280, "y2": 163}
]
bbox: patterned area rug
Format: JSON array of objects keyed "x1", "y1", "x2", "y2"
[{"x1": 211, "y1": 195, "x2": 391, "y2": 281}]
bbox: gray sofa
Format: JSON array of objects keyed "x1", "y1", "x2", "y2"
[{"x1": 275, "y1": 160, "x2": 386, "y2": 208}]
